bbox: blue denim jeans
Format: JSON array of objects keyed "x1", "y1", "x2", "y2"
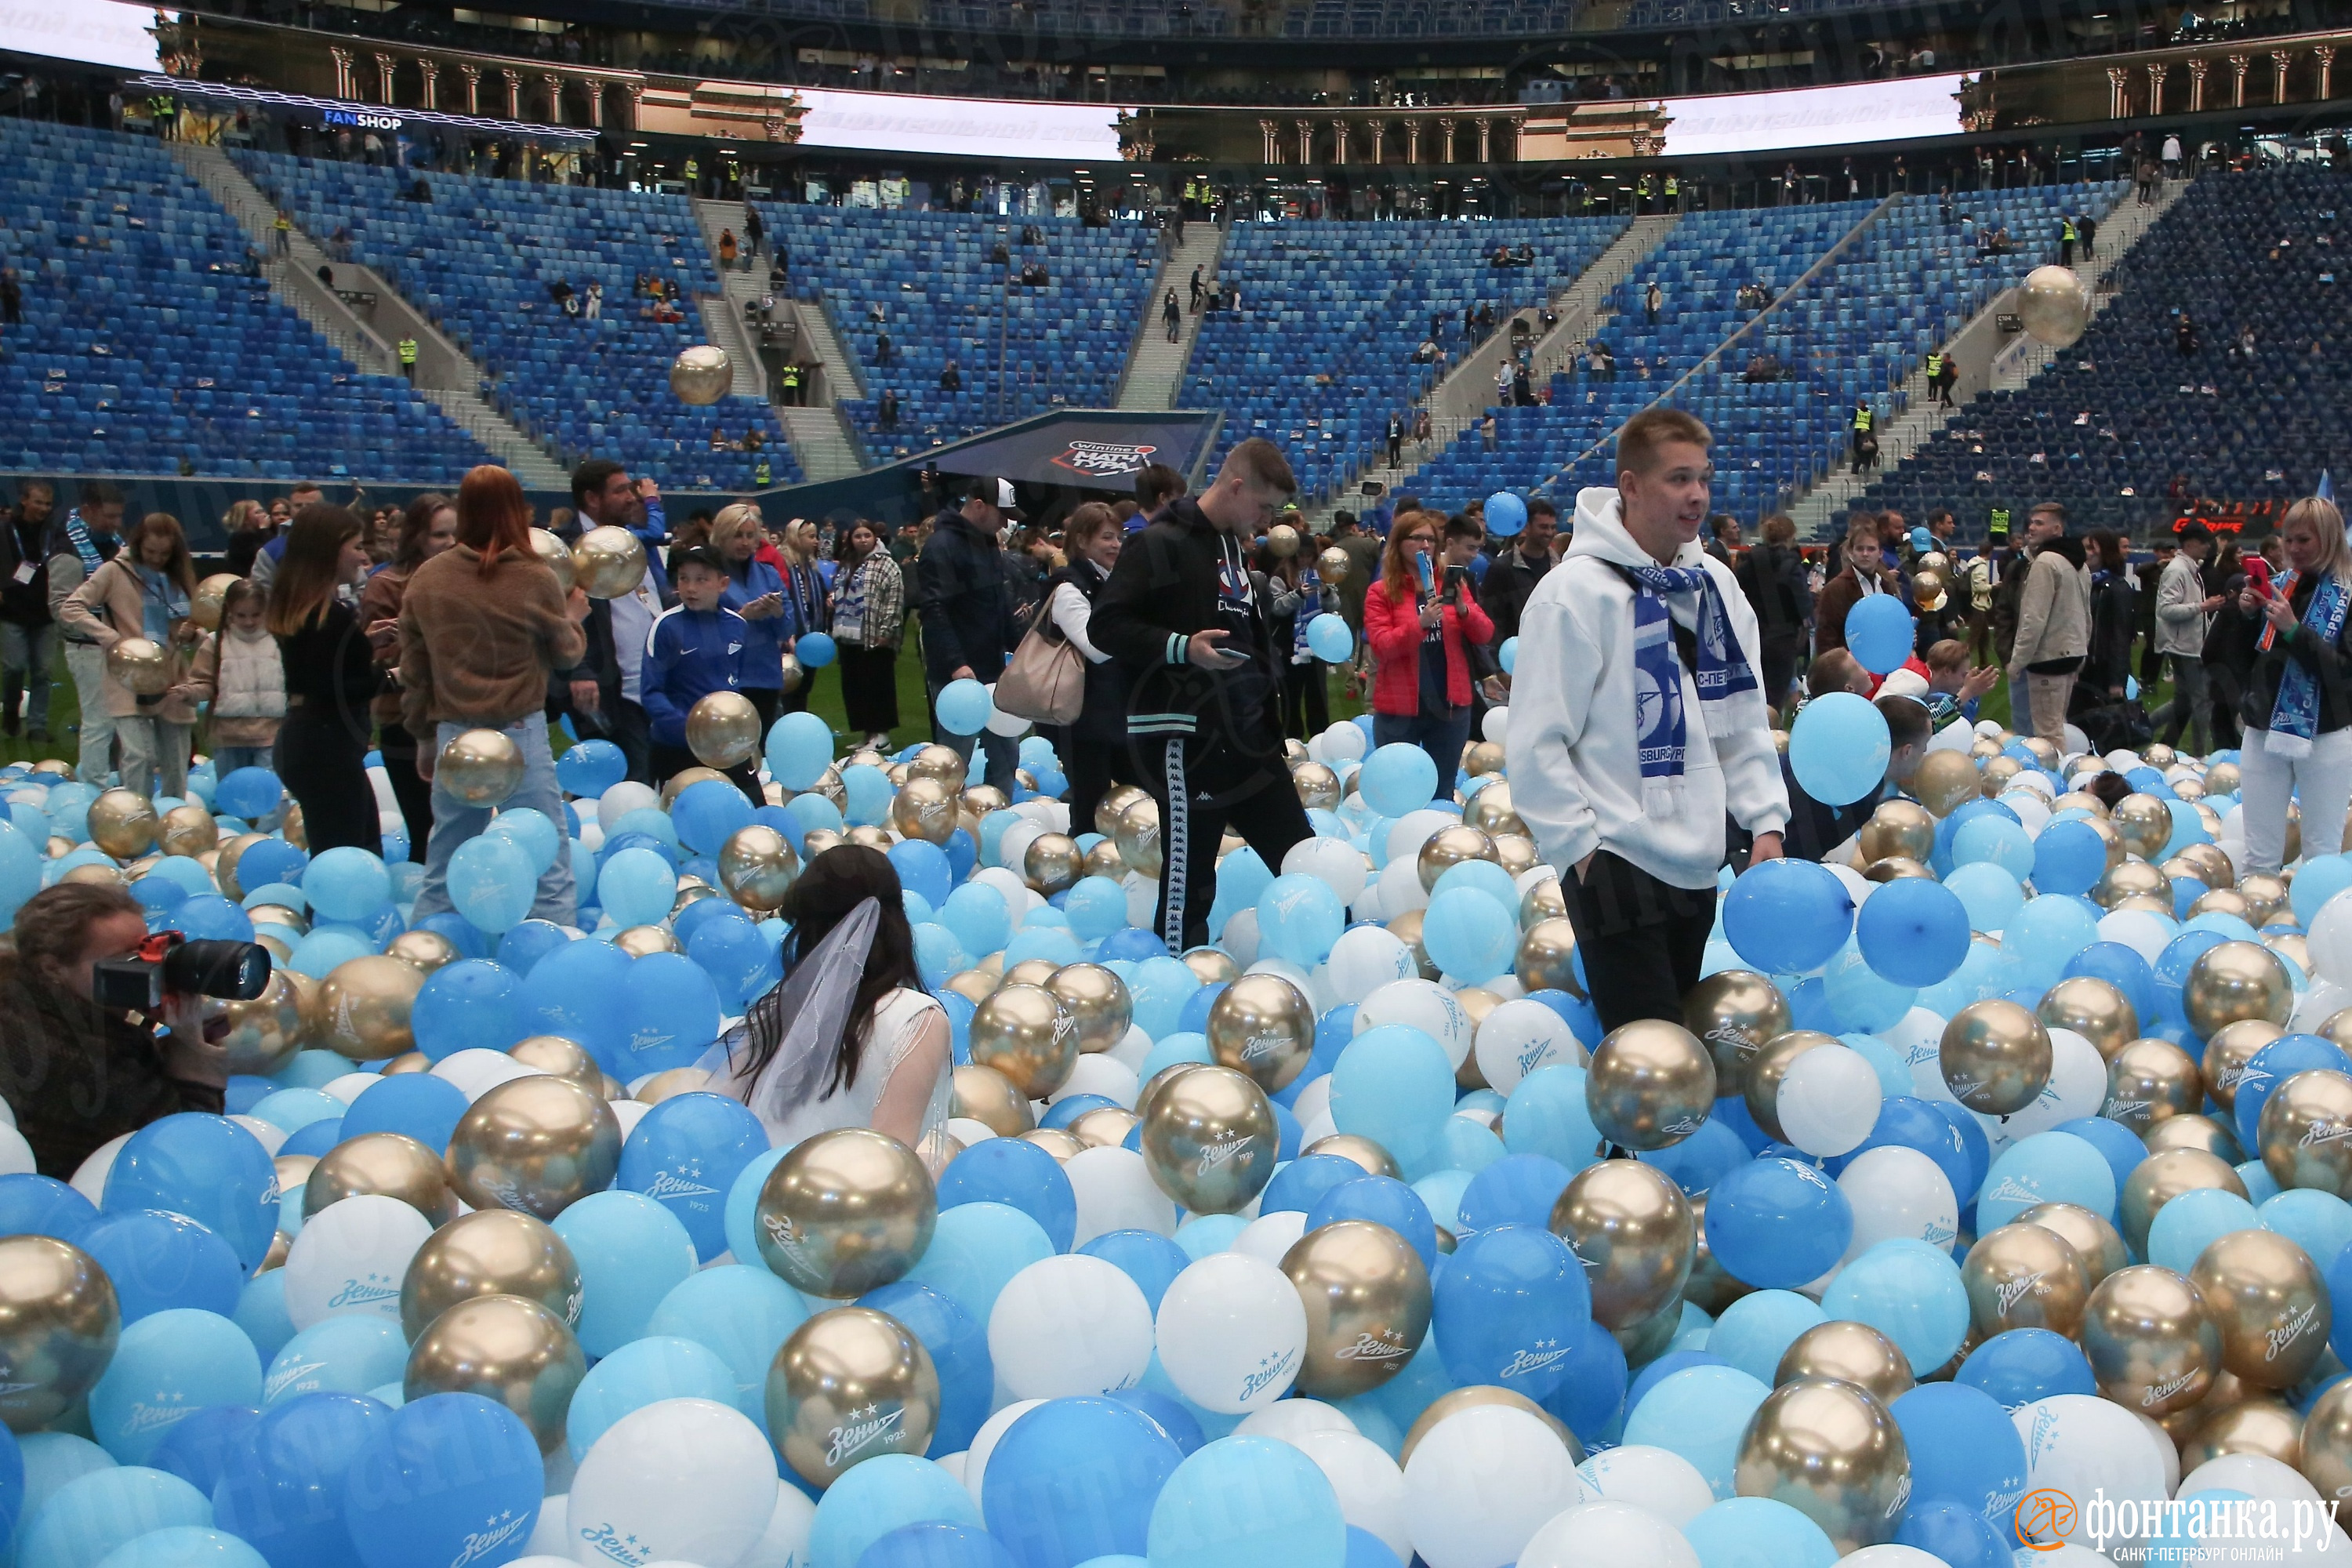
[{"x1": 411, "y1": 711, "x2": 575, "y2": 926}]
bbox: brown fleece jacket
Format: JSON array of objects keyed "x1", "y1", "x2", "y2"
[{"x1": 396, "y1": 544, "x2": 585, "y2": 745}]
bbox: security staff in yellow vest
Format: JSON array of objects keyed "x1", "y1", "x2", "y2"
[
  {"x1": 397, "y1": 337, "x2": 419, "y2": 383},
  {"x1": 1850, "y1": 401, "x2": 1875, "y2": 471},
  {"x1": 1926, "y1": 349, "x2": 1954, "y2": 406},
  {"x1": 779, "y1": 363, "x2": 802, "y2": 406},
  {"x1": 683, "y1": 156, "x2": 701, "y2": 196},
  {"x1": 1664, "y1": 174, "x2": 1681, "y2": 212},
  {"x1": 2060, "y1": 216, "x2": 2078, "y2": 266}
]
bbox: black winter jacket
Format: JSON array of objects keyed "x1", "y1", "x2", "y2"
[{"x1": 915, "y1": 508, "x2": 1017, "y2": 684}]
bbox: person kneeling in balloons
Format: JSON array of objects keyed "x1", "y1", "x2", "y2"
[
  {"x1": 0, "y1": 883, "x2": 229, "y2": 1175},
  {"x1": 1733, "y1": 693, "x2": 1932, "y2": 866},
  {"x1": 1507, "y1": 408, "x2": 1790, "y2": 1032}
]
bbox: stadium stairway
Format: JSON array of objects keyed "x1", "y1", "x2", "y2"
[
  {"x1": 775, "y1": 405, "x2": 868, "y2": 482},
  {"x1": 772, "y1": 296, "x2": 873, "y2": 481},
  {"x1": 1790, "y1": 176, "x2": 2194, "y2": 538},
  {"x1": 174, "y1": 144, "x2": 568, "y2": 490},
  {"x1": 1116, "y1": 223, "x2": 1229, "y2": 411},
  {"x1": 687, "y1": 198, "x2": 776, "y2": 403}
]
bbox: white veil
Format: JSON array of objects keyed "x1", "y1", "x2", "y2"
[{"x1": 697, "y1": 897, "x2": 880, "y2": 1136}]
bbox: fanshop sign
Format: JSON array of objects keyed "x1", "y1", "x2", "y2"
[{"x1": 1051, "y1": 441, "x2": 1160, "y2": 479}]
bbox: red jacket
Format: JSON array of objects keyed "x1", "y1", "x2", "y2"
[{"x1": 1363, "y1": 577, "x2": 1495, "y2": 716}]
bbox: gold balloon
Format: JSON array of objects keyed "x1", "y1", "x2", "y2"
[
  {"x1": 398, "y1": 1207, "x2": 581, "y2": 1340},
  {"x1": 1140, "y1": 1063, "x2": 1279, "y2": 1214},
  {"x1": 572, "y1": 524, "x2": 649, "y2": 597},
  {"x1": 506, "y1": 1035, "x2": 600, "y2": 1085},
  {"x1": 2123, "y1": 1147, "x2": 2251, "y2": 1257},
  {"x1": 1465, "y1": 779, "x2": 1525, "y2": 837},
  {"x1": 1683, "y1": 1190, "x2": 1757, "y2": 1316},
  {"x1": 383, "y1": 1051, "x2": 430, "y2": 1076},
  {"x1": 1519, "y1": 878, "x2": 1567, "y2": 929},
  {"x1": 437, "y1": 728, "x2": 526, "y2": 807},
  {"x1": 1857, "y1": 800, "x2": 1936, "y2": 865},
  {"x1": 1549, "y1": 1159, "x2": 1693, "y2": 1330},
  {"x1": 1181, "y1": 947, "x2": 1240, "y2": 986},
  {"x1": 1304, "y1": 1134, "x2": 1402, "y2": 1179},
  {"x1": 1776, "y1": 1321, "x2": 1914, "y2": 1406},
  {"x1": 190, "y1": 572, "x2": 241, "y2": 632},
  {"x1": 1386, "y1": 910, "x2": 1439, "y2": 981},
  {"x1": 316, "y1": 954, "x2": 424, "y2": 1061},
  {"x1": 405, "y1": 1293, "x2": 585, "y2": 1454},
  {"x1": 1417, "y1": 824, "x2": 1500, "y2": 891},
  {"x1": 0, "y1": 1236, "x2": 119, "y2": 1431},
  {"x1": 2112, "y1": 793, "x2": 2174, "y2": 858},
  {"x1": 1022, "y1": 833, "x2": 1083, "y2": 895},
  {"x1": 779, "y1": 652, "x2": 806, "y2": 694},
  {"x1": 1004, "y1": 959, "x2": 1061, "y2": 991},
  {"x1": 1862, "y1": 856, "x2": 1936, "y2": 883},
  {"x1": 1134, "y1": 1062, "x2": 1206, "y2": 1127},
  {"x1": 1205, "y1": 972, "x2": 1316, "y2": 1093},
  {"x1": 659, "y1": 766, "x2": 731, "y2": 808},
  {"x1": 204, "y1": 969, "x2": 307, "y2": 1077},
  {"x1": 1733, "y1": 1377, "x2": 1910, "y2": 1553},
  {"x1": 2038, "y1": 977, "x2": 2140, "y2": 1062},
  {"x1": 1491, "y1": 834, "x2": 1538, "y2": 877},
  {"x1": 281, "y1": 803, "x2": 307, "y2": 850},
  {"x1": 1683, "y1": 970, "x2": 1791, "y2": 1098},
  {"x1": 157, "y1": 803, "x2": 217, "y2": 859},
  {"x1": 1911, "y1": 750, "x2": 1981, "y2": 818},
  {"x1": 2016, "y1": 1201, "x2": 2129, "y2": 1288},
  {"x1": 2299, "y1": 1376, "x2": 2352, "y2": 1501},
  {"x1": 950, "y1": 1064, "x2": 1033, "y2": 1136},
  {"x1": 1113, "y1": 796, "x2": 1163, "y2": 879},
  {"x1": 385, "y1": 929, "x2": 458, "y2": 974},
  {"x1": 1048, "y1": 964, "x2": 1132, "y2": 1053},
  {"x1": 2180, "y1": 1395, "x2": 2303, "y2": 1472},
  {"x1": 305, "y1": 1131, "x2": 455, "y2": 1226},
  {"x1": 2082, "y1": 1264, "x2": 2222, "y2": 1414},
  {"x1": 1980, "y1": 755, "x2": 2023, "y2": 796},
  {"x1": 1962, "y1": 1223, "x2": 2090, "y2": 1338},
  {"x1": 249, "y1": 903, "x2": 309, "y2": 938},
  {"x1": 2184, "y1": 941, "x2": 2294, "y2": 1040},
  {"x1": 718, "y1": 824, "x2": 800, "y2": 913},
  {"x1": 2103, "y1": 1039, "x2": 2204, "y2": 1134},
  {"x1": 2156, "y1": 1114, "x2": 2248, "y2": 1166},
  {"x1": 1292, "y1": 763, "x2": 1341, "y2": 812},
  {"x1": 2259, "y1": 1068, "x2": 2352, "y2": 1197},
  {"x1": 1586, "y1": 1019, "x2": 1716, "y2": 1152},
  {"x1": 1744, "y1": 1030, "x2": 1836, "y2": 1145},
  {"x1": 105, "y1": 635, "x2": 172, "y2": 698},
  {"x1": 1069, "y1": 1106, "x2": 1139, "y2": 1149},
  {"x1": 2183, "y1": 840, "x2": 2238, "y2": 890},
  {"x1": 1277, "y1": 1218, "x2": 1432, "y2": 1398},
  {"x1": 768, "y1": 1305, "x2": 942, "y2": 1486},
  {"x1": 1399, "y1": 1385, "x2": 1582, "y2": 1469},
  {"x1": 608, "y1": 925, "x2": 675, "y2": 959},
  {"x1": 2204, "y1": 1019, "x2": 2286, "y2": 1112},
  {"x1": 1515, "y1": 917, "x2": 1585, "y2": 998},
  {"x1": 1317, "y1": 546, "x2": 1352, "y2": 584},
  {"x1": 445, "y1": 1073, "x2": 622, "y2": 1221},
  {"x1": 1267, "y1": 523, "x2": 1301, "y2": 559},
  {"x1": 2319, "y1": 1009, "x2": 2352, "y2": 1054},
  {"x1": 1094, "y1": 784, "x2": 1149, "y2": 840},
  {"x1": 1080, "y1": 840, "x2": 1125, "y2": 881},
  {"x1": 633, "y1": 1067, "x2": 711, "y2": 1104},
  {"x1": 527, "y1": 527, "x2": 578, "y2": 595},
  {"x1": 2189, "y1": 1227, "x2": 2330, "y2": 1388},
  {"x1": 87, "y1": 787, "x2": 158, "y2": 859},
  {"x1": 1939, "y1": 999, "x2": 2053, "y2": 1115},
  {"x1": 969, "y1": 984, "x2": 1077, "y2": 1098},
  {"x1": 2190, "y1": 887, "x2": 2255, "y2": 924},
  {"x1": 754, "y1": 1127, "x2": 935, "y2": 1298},
  {"x1": 214, "y1": 832, "x2": 267, "y2": 899},
  {"x1": 891, "y1": 776, "x2": 959, "y2": 846},
  {"x1": 684, "y1": 690, "x2": 762, "y2": 770}
]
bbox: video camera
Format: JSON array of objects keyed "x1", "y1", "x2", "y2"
[{"x1": 93, "y1": 931, "x2": 271, "y2": 1012}]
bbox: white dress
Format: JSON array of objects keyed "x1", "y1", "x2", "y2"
[{"x1": 756, "y1": 988, "x2": 951, "y2": 1154}]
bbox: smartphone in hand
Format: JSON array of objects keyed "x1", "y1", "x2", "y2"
[{"x1": 2246, "y1": 557, "x2": 2275, "y2": 600}]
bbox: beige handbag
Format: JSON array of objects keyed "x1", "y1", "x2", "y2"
[{"x1": 993, "y1": 601, "x2": 1086, "y2": 724}]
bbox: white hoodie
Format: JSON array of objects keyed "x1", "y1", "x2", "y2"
[{"x1": 1505, "y1": 487, "x2": 1791, "y2": 891}]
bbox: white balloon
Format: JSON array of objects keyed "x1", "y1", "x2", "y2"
[
  {"x1": 595, "y1": 782, "x2": 660, "y2": 832},
  {"x1": 283, "y1": 1193, "x2": 432, "y2": 1330},
  {"x1": 2310, "y1": 892, "x2": 2352, "y2": 987},
  {"x1": 2177, "y1": 1453, "x2": 2319, "y2": 1507},
  {"x1": 1572, "y1": 1444, "x2": 1715, "y2": 1528},
  {"x1": 1291, "y1": 1075, "x2": 1334, "y2": 1128},
  {"x1": 1356, "y1": 978, "x2": 1473, "y2": 1069},
  {"x1": 1107, "y1": 1024, "x2": 1154, "y2": 1076},
  {"x1": 946, "y1": 1116, "x2": 1000, "y2": 1148},
  {"x1": 1284, "y1": 837, "x2": 1371, "y2": 909},
  {"x1": 2136, "y1": 1407, "x2": 2181, "y2": 1499},
  {"x1": 988, "y1": 1254, "x2": 1153, "y2": 1399},
  {"x1": 434, "y1": 1047, "x2": 548, "y2": 1100},
  {"x1": 720, "y1": 1480, "x2": 817, "y2": 1568},
  {"x1": 565, "y1": 1398, "x2": 777, "y2": 1568},
  {"x1": 229, "y1": 1116, "x2": 287, "y2": 1158},
  {"x1": 983, "y1": 688, "x2": 1032, "y2": 739},
  {"x1": 996, "y1": 822, "x2": 1047, "y2": 877},
  {"x1": 1154, "y1": 1253, "x2": 1307, "y2": 1413},
  {"x1": 525, "y1": 1499, "x2": 572, "y2": 1559},
  {"x1": 2292, "y1": 978, "x2": 2352, "y2": 1035},
  {"x1": 1385, "y1": 810, "x2": 1457, "y2": 866},
  {"x1": 2098, "y1": 909, "x2": 2175, "y2": 964},
  {"x1": 1236, "y1": 1399, "x2": 1358, "y2": 1444},
  {"x1": 1481, "y1": 707, "x2": 1509, "y2": 745},
  {"x1": 1515, "y1": 1500, "x2": 1697, "y2": 1568},
  {"x1": 1232, "y1": 1208, "x2": 1309, "y2": 1268},
  {"x1": 1473, "y1": 998, "x2": 1584, "y2": 1094},
  {"x1": 1875, "y1": 1008, "x2": 1947, "y2": 1080},
  {"x1": 320, "y1": 1073, "x2": 379, "y2": 1106},
  {"x1": 1403, "y1": 1405, "x2": 1584, "y2": 1568},
  {"x1": 1327, "y1": 926, "x2": 1419, "y2": 1005},
  {"x1": 1322, "y1": 723, "x2": 1368, "y2": 764},
  {"x1": 1835, "y1": 1548, "x2": 1949, "y2": 1567},
  {"x1": 961, "y1": 1398, "x2": 1045, "y2": 1512},
  {"x1": 1222, "y1": 909, "x2": 1263, "y2": 967},
  {"x1": 1051, "y1": 1054, "x2": 1139, "y2": 1109},
  {"x1": 71, "y1": 1132, "x2": 130, "y2": 1207},
  {"x1": 1997, "y1": 1028, "x2": 2107, "y2": 1140},
  {"x1": 2004, "y1": 791, "x2": 2054, "y2": 837},
  {"x1": 1125, "y1": 873, "x2": 1160, "y2": 930},
  {"x1": 1777, "y1": 1044, "x2": 1882, "y2": 1158},
  {"x1": 1835, "y1": 1147, "x2": 1959, "y2": 1263},
  {"x1": 1247, "y1": 956, "x2": 1326, "y2": 1017},
  {"x1": 1826, "y1": 863, "x2": 1875, "y2": 911},
  {"x1": 0, "y1": 1124, "x2": 35, "y2": 1178},
  {"x1": 1065, "y1": 1146, "x2": 1176, "y2": 1243},
  {"x1": 609, "y1": 1100, "x2": 652, "y2": 1141},
  {"x1": 2013, "y1": 1394, "x2": 2170, "y2": 1548},
  {"x1": 1375, "y1": 855, "x2": 1428, "y2": 917},
  {"x1": 1290, "y1": 1427, "x2": 1411, "y2": 1562}
]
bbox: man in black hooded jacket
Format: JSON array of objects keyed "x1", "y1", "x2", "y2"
[
  {"x1": 916, "y1": 475, "x2": 1022, "y2": 793},
  {"x1": 1092, "y1": 437, "x2": 1312, "y2": 953}
]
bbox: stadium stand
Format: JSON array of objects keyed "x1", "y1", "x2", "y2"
[
  {"x1": 231, "y1": 151, "x2": 797, "y2": 491},
  {"x1": 640, "y1": 0, "x2": 1906, "y2": 38},
  {"x1": 1847, "y1": 167, "x2": 2352, "y2": 542},
  {"x1": 0, "y1": 119, "x2": 492, "y2": 485},
  {"x1": 760, "y1": 205, "x2": 1159, "y2": 459},
  {"x1": 1189, "y1": 216, "x2": 1628, "y2": 500},
  {"x1": 1408, "y1": 182, "x2": 2126, "y2": 518}
]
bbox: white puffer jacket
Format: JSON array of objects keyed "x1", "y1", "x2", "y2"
[{"x1": 189, "y1": 627, "x2": 286, "y2": 747}]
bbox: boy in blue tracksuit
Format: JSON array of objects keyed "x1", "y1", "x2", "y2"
[{"x1": 643, "y1": 546, "x2": 760, "y2": 803}]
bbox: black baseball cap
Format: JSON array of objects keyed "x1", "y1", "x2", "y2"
[{"x1": 967, "y1": 476, "x2": 1025, "y2": 521}]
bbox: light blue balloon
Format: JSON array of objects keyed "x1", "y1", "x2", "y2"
[
  {"x1": 2240, "y1": 1160, "x2": 2282, "y2": 1205},
  {"x1": 1356, "y1": 745, "x2": 1439, "y2": 820},
  {"x1": 913, "y1": 924, "x2": 970, "y2": 990},
  {"x1": 1820, "y1": 940, "x2": 1916, "y2": 1033},
  {"x1": 16, "y1": 1468, "x2": 211, "y2": 1568},
  {"x1": 904, "y1": 1202, "x2": 1054, "y2": 1325},
  {"x1": 1680, "y1": 1497, "x2": 1838, "y2": 1568},
  {"x1": 244, "y1": 1088, "x2": 341, "y2": 1134},
  {"x1": 1304, "y1": 615, "x2": 1353, "y2": 664},
  {"x1": 485, "y1": 807, "x2": 561, "y2": 874},
  {"x1": 263, "y1": 1316, "x2": 405, "y2": 1405},
  {"x1": 1497, "y1": 637, "x2": 1518, "y2": 675},
  {"x1": 90, "y1": 1310, "x2": 263, "y2": 1465},
  {"x1": 1329, "y1": 1026, "x2": 1454, "y2": 1176},
  {"x1": 1258, "y1": 875, "x2": 1345, "y2": 968},
  {"x1": 597, "y1": 845, "x2": 678, "y2": 930},
  {"x1": 2293, "y1": 857, "x2": 2352, "y2": 924},
  {"x1": 1944, "y1": 862, "x2": 2025, "y2": 933},
  {"x1": 2148, "y1": 1187, "x2": 2260, "y2": 1274},
  {"x1": 798, "y1": 632, "x2": 839, "y2": 670},
  {"x1": 1065, "y1": 878, "x2": 1130, "y2": 942},
  {"x1": 1623, "y1": 1365, "x2": 1772, "y2": 1498},
  {"x1": 1145, "y1": 1436, "x2": 1345, "y2": 1568},
  {"x1": 1130, "y1": 957, "x2": 1203, "y2": 1041},
  {"x1": 564, "y1": 1335, "x2": 738, "y2": 1461},
  {"x1": 1788, "y1": 693, "x2": 1890, "y2": 807},
  {"x1": 1428, "y1": 858, "x2": 1517, "y2": 909},
  {"x1": 1004, "y1": 927, "x2": 1080, "y2": 969},
  {"x1": 1704, "y1": 1290, "x2": 1824, "y2": 1385},
  {"x1": 90, "y1": 1526, "x2": 270, "y2": 1568},
  {"x1": 612, "y1": 806, "x2": 681, "y2": 851},
  {"x1": 446, "y1": 833, "x2": 536, "y2": 934},
  {"x1": 812, "y1": 1454, "x2": 982, "y2": 1568},
  {"x1": 941, "y1": 884, "x2": 1012, "y2": 960},
  {"x1": 935, "y1": 681, "x2": 992, "y2": 739},
  {"x1": 723, "y1": 1147, "x2": 790, "y2": 1269},
  {"x1": 1419, "y1": 887, "x2": 1515, "y2": 984},
  {"x1": 2260, "y1": 1189, "x2": 2352, "y2": 1273},
  {"x1": 1977, "y1": 1131, "x2": 2118, "y2": 1232},
  {"x1": 1500, "y1": 1065, "x2": 1604, "y2": 1176},
  {"x1": 1821, "y1": 1239, "x2": 1970, "y2": 1374},
  {"x1": 233, "y1": 1272, "x2": 296, "y2": 1366},
  {"x1": 1174, "y1": 1214, "x2": 1250, "y2": 1260},
  {"x1": 645, "y1": 1265, "x2": 811, "y2": 1429},
  {"x1": 1952, "y1": 815, "x2": 2034, "y2": 879},
  {"x1": 302, "y1": 848, "x2": 390, "y2": 924},
  {"x1": 2001, "y1": 896, "x2": 2101, "y2": 991},
  {"x1": 1844, "y1": 595, "x2": 1916, "y2": 677},
  {"x1": 288, "y1": 929, "x2": 371, "y2": 978},
  {"x1": 550, "y1": 1191, "x2": 699, "y2": 1359},
  {"x1": 842, "y1": 764, "x2": 894, "y2": 827},
  {"x1": 767, "y1": 711, "x2": 838, "y2": 791}
]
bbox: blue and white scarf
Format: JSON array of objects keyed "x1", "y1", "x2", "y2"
[
  {"x1": 61, "y1": 509, "x2": 105, "y2": 575},
  {"x1": 1622, "y1": 562, "x2": 1758, "y2": 808},
  {"x1": 2259, "y1": 568, "x2": 2351, "y2": 757}
]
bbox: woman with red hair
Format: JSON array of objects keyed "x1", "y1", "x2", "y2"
[
  {"x1": 1362, "y1": 509, "x2": 1494, "y2": 793},
  {"x1": 396, "y1": 466, "x2": 591, "y2": 923}
]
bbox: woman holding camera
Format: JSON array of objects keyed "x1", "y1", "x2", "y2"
[
  {"x1": 2227, "y1": 496, "x2": 2352, "y2": 874},
  {"x1": 1362, "y1": 509, "x2": 1494, "y2": 793},
  {"x1": 0, "y1": 884, "x2": 228, "y2": 1178}
]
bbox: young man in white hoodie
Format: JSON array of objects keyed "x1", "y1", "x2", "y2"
[{"x1": 1506, "y1": 409, "x2": 1791, "y2": 1033}]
